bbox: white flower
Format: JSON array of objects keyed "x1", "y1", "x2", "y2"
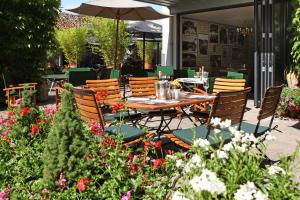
[
  {"x1": 241, "y1": 133, "x2": 258, "y2": 144},
  {"x1": 193, "y1": 138, "x2": 210, "y2": 150},
  {"x1": 189, "y1": 169, "x2": 226, "y2": 195},
  {"x1": 265, "y1": 134, "x2": 275, "y2": 141},
  {"x1": 234, "y1": 182, "x2": 268, "y2": 200},
  {"x1": 184, "y1": 154, "x2": 204, "y2": 173},
  {"x1": 172, "y1": 191, "x2": 190, "y2": 200},
  {"x1": 211, "y1": 117, "x2": 222, "y2": 127},
  {"x1": 268, "y1": 165, "x2": 286, "y2": 175},
  {"x1": 220, "y1": 119, "x2": 231, "y2": 128},
  {"x1": 176, "y1": 159, "x2": 184, "y2": 168},
  {"x1": 211, "y1": 150, "x2": 228, "y2": 160},
  {"x1": 222, "y1": 142, "x2": 234, "y2": 152},
  {"x1": 235, "y1": 144, "x2": 248, "y2": 153},
  {"x1": 166, "y1": 155, "x2": 177, "y2": 160}
]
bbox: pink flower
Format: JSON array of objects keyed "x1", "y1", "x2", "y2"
[
  {"x1": 0, "y1": 117, "x2": 5, "y2": 125},
  {"x1": 77, "y1": 178, "x2": 91, "y2": 192},
  {"x1": 89, "y1": 121, "x2": 104, "y2": 135},
  {"x1": 1, "y1": 130, "x2": 10, "y2": 142},
  {"x1": 58, "y1": 173, "x2": 67, "y2": 190},
  {"x1": 121, "y1": 191, "x2": 131, "y2": 200},
  {"x1": 0, "y1": 187, "x2": 10, "y2": 200},
  {"x1": 44, "y1": 106, "x2": 56, "y2": 116},
  {"x1": 15, "y1": 98, "x2": 22, "y2": 105}
]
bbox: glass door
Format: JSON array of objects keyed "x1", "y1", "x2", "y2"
[{"x1": 254, "y1": 0, "x2": 274, "y2": 107}]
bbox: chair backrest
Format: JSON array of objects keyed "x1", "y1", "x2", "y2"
[
  {"x1": 207, "y1": 88, "x2": 251, "y2": 130},
  {"x1": 128, "y1": 77, "x2": 157, "y2": 97},
  {"x1": 227, "y1": 71, "x2": 244, "y2": 79},
  {"x1": 258, "y1": 85, "x2": 284, "y2": 121},
  {"x1": 110, "y1": 69, "x2": 120, "y2": 79},
  {"x1": 85, "y1": 79, "x2": 121, "y2": 104},
  {"x1": 156, "y1": 66, "x2": 174, "y2": 76},
  {"x1": 213, "y1": 78, "x2": 246, "y2": 93},
  {"x1": 68, "y1": 68, "x2": 97, "y2": 86},
  {"x1": 71, "y1": 87, "x2": 105, "y2": 129},
  {"x1": 187, "y1": 68, "x2": 196, "y2": 78}
]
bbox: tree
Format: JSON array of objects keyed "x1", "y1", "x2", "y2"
[
  {"x1": 0, "y1": 0, "x2": 60, "y2": 99},
  {"x1": 43, "y1": 85, "x2": 87, "y2": 188}
]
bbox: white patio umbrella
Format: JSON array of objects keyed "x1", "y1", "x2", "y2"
[{"x1": 68, "y1": 0, "x2": 169, "y2": 68}]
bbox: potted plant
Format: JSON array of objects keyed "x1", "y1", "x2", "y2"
[
  {"x1": 136, "y1": 41, "x2": 155, "y2": 69},
  {"x1": 56, "y1": 26, "x2": 88, "y2": 68},
  {"x1": 90, "y1": 18, "x2": 130, "y2": 69},
  {"x1": 278, "y1": 87, "x2": 300, "y2": 119},
  {"x1": 171, "y1": 79, "x2": 182, "y2": 99}
]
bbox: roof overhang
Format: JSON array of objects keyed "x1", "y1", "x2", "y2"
[{"x1": 135, "y1": 0, "x2": 178, "y2": 7}]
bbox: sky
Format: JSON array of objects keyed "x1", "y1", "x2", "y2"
[{"x1": 61, "y1": 0, "x2": 162, "y2": 11}]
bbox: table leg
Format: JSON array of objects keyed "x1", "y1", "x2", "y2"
[
  {"x1": 49, "y1": 80, "x2": 55, "y2": 94},
  {"x1": 156, "y1": 109, "x2": 165, "y2": 139},
  {"x1": 180, "y1": 106, "x2": 198, "y2": 127}
]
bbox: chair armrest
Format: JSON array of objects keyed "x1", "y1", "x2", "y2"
[{"x1": 193, "y1": 88, "x2": 206, "y2": 94}]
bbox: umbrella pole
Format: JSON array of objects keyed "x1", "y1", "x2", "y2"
[
  {"x1": 143, "y1": 32, "x2": 145, "y2": 69},
  {"x1": 114, "y1": 18, "x2": 120, "y2": 69}
]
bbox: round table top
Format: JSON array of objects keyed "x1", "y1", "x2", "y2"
[
  {"x1": 42, "y1": 74, "x2": 67, "y2": 80},
  {"x1": 177, "y1": 78, "x2": 204, "y2": 84}
]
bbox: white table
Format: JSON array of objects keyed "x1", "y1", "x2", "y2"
[{"x1": 177, "y1": 78, "x2": 204, "y2": 84}]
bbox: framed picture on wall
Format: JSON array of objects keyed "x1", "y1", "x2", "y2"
[
  {"x1": 222, "y1": 45, "x2": 232, "y2": 59},
  {"x1": 182, "y1": 53, "x2": 197, "y2": 68},
  {"x1": 210, "y1": 24, "x2": 218, "y2": 33},
  {"x1": 232, "y1": 47, "x2": 242, "y2": 60},
  {"x1": 219, "y1": 26, "x2": 228, "y2": 44},
  {"x1": 210, "y1": 55, "x2": 222, "y2": 68},
  {"x1": 182, "y1": 20, "x2": 197, "y2": 36},
  {"x1": 198, "y1": 34, "x2": 208, "y2": 55},
  {"x1": 182, "y1": 36, "x2": 197, "y2": 52}
]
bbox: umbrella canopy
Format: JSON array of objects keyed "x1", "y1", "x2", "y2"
[
  {"x1": 68, "y1": 0, "x2": 169, "y2": 21},
  {"x1": 68, "y1": 0, "x2": 169, "y2": 68}
]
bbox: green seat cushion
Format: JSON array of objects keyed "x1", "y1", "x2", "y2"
[
  {"x1": 105, "y1": 124, "x2": 146, "y2": 141},
  {"x1": 173, "y1": 125, "x2": 233, "y2": 147},
  {"x1": 138, "y1": 109, "x2": 176, "y2": 115},
  {"x1": 227, "y1": 71, "x2": 244, "y2": 79},
  {"x1": 104, "y1": 112, "x2": 141, "y2": 121},
  {"x1": 240, "y1": 122, "x2": 269, "y2": 137},
  {"x1": 156, "y1": 66, "x2": 174, "y2": 76}
]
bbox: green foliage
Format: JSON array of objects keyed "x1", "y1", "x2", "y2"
[
  {"x1": 56, "y1": 26, "x2": 88, "y2": 66},
  {"x1": 43, "y1": 90, "x2": 87, "y2": 188},
  {"x1": 291, "y1": 0, "x2": 300, "y2": 77},
  {"x1": 136, "y1": 41, "x2": 156, "y2": 63},
  {"x1": 278, "y1": 87, "x2": 300, "y2": 116},
  {"x1": 0, "y1": 0, "x2": 60, "y2": 85},
  {"x1": 89, "y1": 18, "x2": 130, "y2": 68}
]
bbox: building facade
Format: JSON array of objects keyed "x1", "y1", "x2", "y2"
[{"x1": 138, "y1": 0, "x2": 293, "y2": 106}]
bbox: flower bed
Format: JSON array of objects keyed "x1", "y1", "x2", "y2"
[
  {"x1": 278, "y1": 87, "x2": 300, "y2": 119},
  {"x1": 0, "y1": 88, "x2": 299, "y2": 199}
]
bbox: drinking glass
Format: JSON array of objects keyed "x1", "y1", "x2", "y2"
[
  {"x1": 203, "y1": 78, "x2": 209, "y2": 97},
  {"x1": 202, "y1": 72, "x2": 209, "y2": 80}
]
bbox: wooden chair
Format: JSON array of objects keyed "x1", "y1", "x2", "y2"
[
  {"x1": 240, "y1": 85, "x2": 284, "y2": 137},
  {"x1": 85, "y1": 79, "x2": 142, "y2": 124},
  {"x1": 71, "y1": 87, "x2": 153, "y2": 145},
  {"x1": 3, "y1": 83, "x2": 37, "y2": 107},
  {"x1": 128, "y1": 77, "x2": 177, "y2": 130},
  {"x1": 128, "y1": 77, "x2": 157, "y2": 97},
  {"x1": 165, "y1": 88, "x2": 251, "y2": 150},
  {"x1": 192, "y1": 78, "x2": 246, "y2": 120}
]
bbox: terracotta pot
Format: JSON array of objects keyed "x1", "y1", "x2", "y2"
[
  {"x1": 68, "y1": 63, "x2": 77, "y2": 68},
  {"x1": 144, "y1": 63, "x2": 153, "y2": 69},
  {"x1": 286, "y1": 72, "x2": 299, "y2": 88}
]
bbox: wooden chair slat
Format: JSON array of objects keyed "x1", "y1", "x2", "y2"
[
  {"x1": 79, "y1": 110, "x2": 101, "y2": 121},
  {"x1": 213, "y1": 85, "x2": 245, "y2": 91},
  {"x1": 75, "y1": 98, "x2": 97, "y2": 107},
  {"x1": 76, "y1": 103, "x2": 99, "y2": 114},
  {"x1": 129, "y1": 77, "x2": 157, "y2": 81},
  {"x1": 131, "y1": 88, "x2": 155, "y2": 93},
  {"x1": 74, "y1": 93, "x2": 95, "y2": 101},
  {"x1": 129, "y1": 80, "x2": 156, "y2": 85},
  {"x1": 129, "y1": 77, "x2": 157, "y2": 98},
  {"x1": 131, "y1": 92, "x2": 155, "y2": 97},
  {"x1": 86, "y1": 79, "x2": 118, "y2": 83},
  {"x1": 214, "y1": 78, "x2": 246, "y2": 83},
  {"x1": 214, "y1": 81, "x2": 246, "y2": 87},
  {"x1": 130, "y1": 84, "x2": 156, "y2": 89}
]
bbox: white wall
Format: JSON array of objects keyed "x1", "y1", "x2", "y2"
[{"x1": 161, "y1": 6, "x2": 174, "y2": 67}]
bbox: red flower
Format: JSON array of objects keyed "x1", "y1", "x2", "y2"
[
  {"x1": 30, "y1": 124, "x2": 39, "y2": 135},
  {"x1": 154, "y1": 140, "x2": 162, "y2": 148},
  {"x1": 153, "y1": 158, "x2": 165, "y2": 170},
  {"x1": 129, "y1": 164, "x2": 138, "y2": 174},
  {"x1": 112, "y1": 102, "x2": 125, "y2": 113},
  {"x1": 103, "y1": 137, "x2": 116, "y2": 148},
  {"x1": 144, "y1": 140, "x2": 152, "y2": 151},
  {"x1": 89, "y1": 121, "x2": 104, "y2": 135},
  {"x1": 96, "y1": 90, "x2": 109, "y2": 101},
  {"x1": 19, "y1": 106, "x2": 31, "y2": 117},
  {"x1": 77, "y1": 178, "x2": 91, "y2": 192},
  {"x1": 128, "y1": 153, "x2": 134, "y2": 161},
  {"x1": 165, "y1": 149, "x2": 175, "y2": 155}
]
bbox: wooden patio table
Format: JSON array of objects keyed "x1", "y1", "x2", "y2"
[{"x1": 106, "y1": 93, "x2": 215, "y2": 138}]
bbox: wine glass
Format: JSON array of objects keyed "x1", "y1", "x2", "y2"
[{"x1": 203, "y1": 78, "x2": 209, "y2": 97}]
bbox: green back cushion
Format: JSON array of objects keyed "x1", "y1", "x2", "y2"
[
  {"x1": 110, "y1": 69, "x2": 120, "y2": 79},
  {"x1": 187, "y1": 69, "x2": 196, "y2": 78},
  {"x1": 68, "y1": 69, "x2": 97, "y2": 86},
  {"x1": 105, "y1": 124, "x2": 145, "y2": 141},
  {"x1": 156, "y1": 66, "x2": 174, "y2": 76},
  {"x1": 227, "y1": 71, "x2": 244, "y2": 79}
]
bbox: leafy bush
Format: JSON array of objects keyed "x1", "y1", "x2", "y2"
[
  {"x1": 291, "y1": 0, "x2": 300, "y2": 77},
  {"x1": 56, "y1": 26, "x2": 88, "y2": 66},
  {"x1": 278, "y1": 87, "x2": 300, "y2": 116},
  {"x1": 168, "y1": 120, "x2": 300, "y2": 200},
  {"x1": 90, "y1": 18, "x2": 130, "y2": 68},
  {"x1": 136, "y1": 41, "x2": 156, "y2": 64}
]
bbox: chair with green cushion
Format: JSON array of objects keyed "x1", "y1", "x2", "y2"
[
  {"x1": 240, "y1": 85, "x2": 284, "y2": 137},
  {"x1": 110, "y1": 69, "x2": 120, "y2": 79},
  {"x1": 165, "y1": 88, "x2": 251, "y2": 149},
  {"x1": 174, "y1": 69, "x2": 187, "y2": 79},
  {"x1": 187, "y1": 68, "x2": 196, "y2": 78},
  {"x1": 227, "y1": 71, "x2": 244, "y2": 79},
  {"x1": 71, "y1": 87, "x2": 152, "y2": 145},
  {"x1": 68, "y1": 68, "x2": 97, "y2": 86},
  {"x1": 156, "y1": 66, "x2": 174, "y2": 76},
  {"x1": 147, "y1": 72, "x2": 157, "y2": 77}
]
